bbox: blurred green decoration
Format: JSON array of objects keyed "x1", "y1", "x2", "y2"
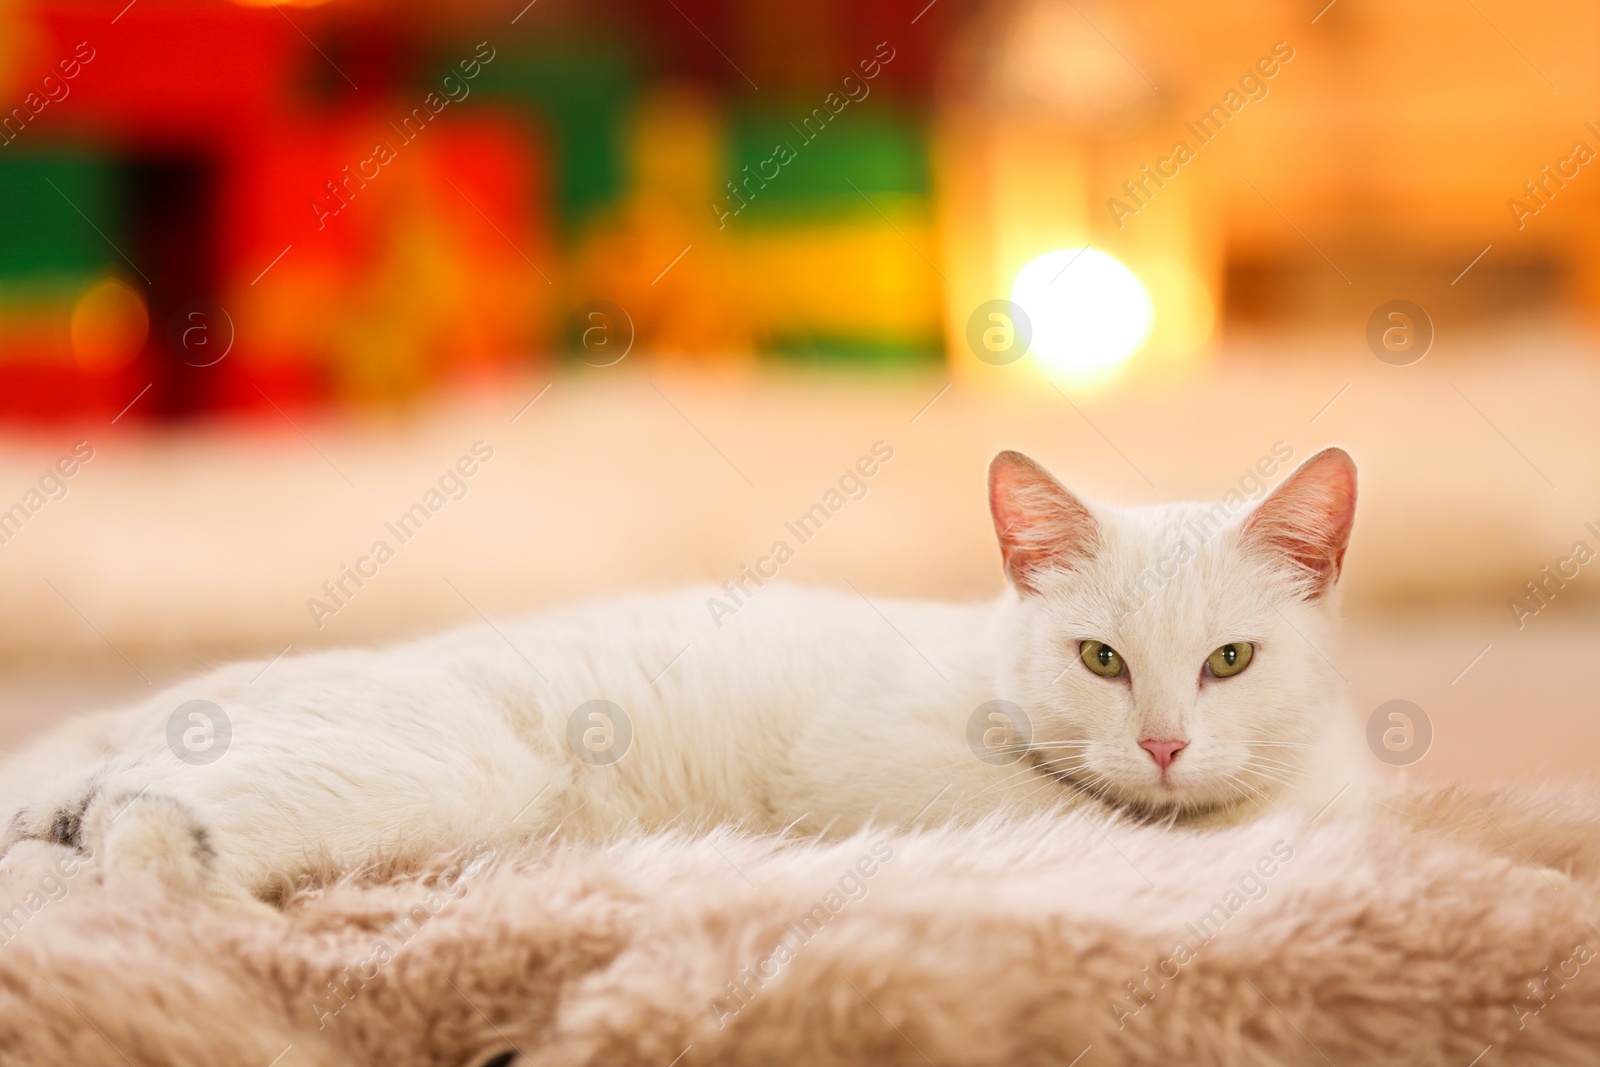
[
  {"x1": 727, "y1": 108, "x2": 930, "y2": 220},
  {"x1": 467, "y1": 36, "x2": 637, "y2": 232},
  {"x1": 0, "y1": 150, "x2": 119, "y2": 281},
  {"x1": 766, "y1": 332, "x2": 942, "y2": 364}
]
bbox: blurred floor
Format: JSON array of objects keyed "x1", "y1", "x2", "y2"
[{"x1": 2, "y1": 342, "x2": 1599, "y2": 650}]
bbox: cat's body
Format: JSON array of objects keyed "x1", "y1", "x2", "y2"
[{"x1": 0, "y1": 449, "x2": 1366, "y2": 908}]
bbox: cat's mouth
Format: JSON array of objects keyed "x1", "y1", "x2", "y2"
[{"x1": 1028, "y1": 750, "x2": 1245, "y2": 823}]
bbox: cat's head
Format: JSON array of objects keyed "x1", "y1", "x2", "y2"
[{"x1": 988, "y1": 446, "x2": 1357, "y2": 821}]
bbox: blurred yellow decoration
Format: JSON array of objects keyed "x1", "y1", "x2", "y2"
[
  {"x1": 572, "y1": 83, "x2": 759, "y2": 360},
  {"x1": 741, "y1": 211, "x2": 941, "y2": 343},
  {"x1": 331, "y1": 209, "x2": 457, "y2": 402},
  {"x1": 632, "y1": 83, "x2": 723, "y2": 209},
  {"x1": 70, "y1": 276, "x2": 147, "y2": 372}
]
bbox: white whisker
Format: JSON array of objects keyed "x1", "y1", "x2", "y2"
[{"x1": 1221, "y1": 772, "x2": 1273, "y2": 807}]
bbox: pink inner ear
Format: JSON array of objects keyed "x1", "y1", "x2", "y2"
[
  {"x1": 1241, "y1": 448, "x2": 1357, "y2": 597},
  {"x1": 989, "y1": 452, "x2": 1099, "y2": 594}
]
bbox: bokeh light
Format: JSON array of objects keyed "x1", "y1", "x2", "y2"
[
  {"x1": 69, "y1": 277, "x2": 148, "y2": 372},
  {"x1": 1010, "y1": 249, "x2": 1154, "y2": 383}
]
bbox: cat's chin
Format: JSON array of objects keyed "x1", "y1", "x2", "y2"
[{"x1": 1034, "y1": 756, "x2": 1252, "y2": 824}]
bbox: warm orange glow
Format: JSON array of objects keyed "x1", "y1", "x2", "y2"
[
  {"x1": 225, "y1": 0, "x2": 337, "y2": 8},
  {"x1": 70, "y1": 277, "x2": 148, "y2": 372}
]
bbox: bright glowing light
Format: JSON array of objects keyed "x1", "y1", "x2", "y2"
[{"x1": 1010, "y1": 249, "x2": 1154, "y2": 381}]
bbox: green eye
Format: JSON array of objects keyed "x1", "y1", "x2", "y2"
[
  {"x1": 1206, "y1": 642, "x2": 1254, "y2": 678},
  {"x1": 1079, "y1": 640, "x2": 1126, "y2": 678}
]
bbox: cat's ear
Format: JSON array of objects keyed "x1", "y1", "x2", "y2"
[
  {"x1": 1240, "y1": 447, "x2": 1357, "y2": 599},
  {"x1": 988, "y1": 451, "x2": 1100, "y2": 594}
]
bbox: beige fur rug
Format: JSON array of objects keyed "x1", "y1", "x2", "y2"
[{"x1": 4, "y1": 786, "x2": 1600, "y2": 1067}]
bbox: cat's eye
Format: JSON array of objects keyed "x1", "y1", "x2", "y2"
[
  {"x1": 1205, "y1": 642, "x2": 1254, "y2": 678},
  {"x1": 1079, "y1": 640, "x2": 1126, "y2": 679}
]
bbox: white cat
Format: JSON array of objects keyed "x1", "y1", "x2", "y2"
[{"x1": 0, "y1": 447, "x2": 1365, "y2": 909}]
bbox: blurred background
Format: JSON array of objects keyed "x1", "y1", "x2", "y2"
[{"x1": 0, "y1": 0, "x2": 1595, "y2": 791}]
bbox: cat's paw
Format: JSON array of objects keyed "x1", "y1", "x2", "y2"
[
  {"x1": 0, "y1": 835, "x2": 85, "y2": 878},
  {"x1": 89, "y1": 791, "x2": 213, "y2": 893},
  {"x1": 84, "y1": 790, "x2": 283, "y2": 922},
  {"x1": 0, "y1": 837, "x2": 94, "y2": 932}
]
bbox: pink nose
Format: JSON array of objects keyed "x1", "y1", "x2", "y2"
[{"x1": 1140, "y1": 739, "x2": 1187, "y2": 770}]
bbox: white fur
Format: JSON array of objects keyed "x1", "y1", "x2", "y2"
[{"x1": 0, "y1": 453, "x2": 1366, "y2": 904}]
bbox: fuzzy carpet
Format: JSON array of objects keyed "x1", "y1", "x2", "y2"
[{"x1": 4, "y1": 786, "x2": 1600, "y2": 1067}]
